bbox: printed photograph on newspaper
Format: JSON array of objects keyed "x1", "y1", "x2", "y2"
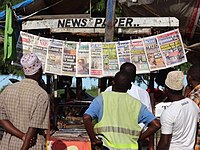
[
  {"x1": 102, "y1": 42, "x2": 119, "y2": 76},
  {"x1": 76, "y1": 42, "x2": 90, "y2": 77},
  {"x1": 130, "y1": 39, "x2": 150, "y2": 74},
  {"x1": 116, "y1": 40, "x2": 131, "y2": 66},
  {"x1": 157, "y1": 29, "x2": 187, "y2": 67},
  {"x1": 45, "y1": 39, "x2": 63, "y2": 75},
  {"x1": 62, "y1": 41, "x2": 77, "y2": 76},
  {"x1": 32, "y1": 36, "x2": 50, "y2": 70},
  {"x1": 90, "y1": 42, "x2": 103, "y2": 77},
  {"x1": 143, "y1": 36, "x2": 166, "y2": 71}
]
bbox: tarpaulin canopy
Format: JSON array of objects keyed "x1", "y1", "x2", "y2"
[{"x1": 0, "y1": 0, "x2": 33, "y2": 20}]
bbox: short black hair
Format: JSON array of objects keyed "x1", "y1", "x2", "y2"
[
  {"x1": 187, "y1": 65, "x2": 200, "y2": 82},
  {"x1": 165, "y1": 85, "x2": 183, "y2": 94},
  {"x1": 120, "y1": 62, "x2": 136, "y2": 82},
  {"x1": 113, "y1": 71, "x2": 132, "y2": 92}
]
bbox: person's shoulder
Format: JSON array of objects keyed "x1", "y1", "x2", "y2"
[
  {"x1": 131, "y1": 84, "x2": 148, "y2": 93},
  {"x1": 105, "y1": 86, "x2": 112, "y2": 92}
]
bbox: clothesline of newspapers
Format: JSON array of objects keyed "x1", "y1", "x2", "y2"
[{"x1": 16, "y1": 29, "x2": 187, "y2": 78}]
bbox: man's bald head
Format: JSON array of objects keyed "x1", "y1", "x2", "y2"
[
  {"x1": 112, "y1": 71, "x2": 132, "y2": 92},
  {"x1": 120, "y1": 62, "x2": 136, "y2": 82}
]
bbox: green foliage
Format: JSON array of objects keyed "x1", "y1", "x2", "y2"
[{"x1": 86, "y1": 86, "x2": 98, "y2": 97}]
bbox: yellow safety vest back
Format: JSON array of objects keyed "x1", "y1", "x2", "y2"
[{"x1": 94, "y1": 92, "x2": 142, "y2": 150}]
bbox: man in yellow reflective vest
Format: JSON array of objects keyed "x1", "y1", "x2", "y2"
[{"x1": 83, "y1": 71, "x2": 161, "y2": 150}]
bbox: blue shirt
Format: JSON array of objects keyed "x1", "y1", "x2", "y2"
[{"x1": 85, "y1": 94, "x2": 156, "y2": 127}]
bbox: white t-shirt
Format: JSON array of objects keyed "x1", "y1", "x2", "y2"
[
  {"x1": 105, "y1": 83, "x2": 152, "y2": 112},
  {"x1": 160, "y1": 98, "x2": 199, "y2": 150}
]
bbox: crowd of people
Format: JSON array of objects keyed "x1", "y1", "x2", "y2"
[{"x1": 0, "y1": 52, "x2": 199, "y2": 150}]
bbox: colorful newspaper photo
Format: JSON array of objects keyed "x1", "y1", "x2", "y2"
[
  {"x1": 76, "y1": 42, "x2": 90, "y2": 77},
  {"x1": 62, "y1": 41, "x2": 77, "y2": 76},
  {"x1": 32, "y1": 36, "x2": 50, "y2": 70},
  {"x1": 45, "y1": 39, "x2": 63, "y2": 75},
  {"x1": 90, "y1": 42, "x2": 103, "y2": 77},
  {"x1": 143, "y1": 36, "x2": 166, "y2": 71},
  {"x1": 157, "y1": 29, "x2": 187, "y2": 67},
  {"x1": 130, "y1": 39, "x2": 150, "y2": 74},
  {"x1": 116, "y1": 40, "x2": 131, "y2": 66},
  {"x1": 102, "y1": 42, "x2": 119, "y2": 76}
]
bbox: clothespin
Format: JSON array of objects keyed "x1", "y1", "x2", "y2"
[
  {"x1": 65, "y1": 37, "x2": 67, "y2": 44},
  {"x1": 118, "y1": 38, "x2": 120, "y2": 45},
  {"x1": 37, "y1": 33, "x2": 41, "y2": 40},
  {"x1": 79, "y1": 38, "x2": 81, "y2": 46}
]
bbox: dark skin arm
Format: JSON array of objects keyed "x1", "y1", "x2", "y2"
[
  {"x1": 156, "y1": 134, "x2": 172, "y2": 150},
  {"x1": 83, "y1": 114, "x2": 103, "y2": 148},
  {"x1": 21, "y1": 127, "x2": 37, "y2": 150},
  {"x1": 184, "y1": 84, "x2": 192, "y2": 97},
  {"x1": 139, "y1": 119, "x2": 161, "y2": 140},
  {"x1": 0, "y1": 120, "x2": 25, "y2": 140}
]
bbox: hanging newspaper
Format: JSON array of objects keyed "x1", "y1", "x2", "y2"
[
  {"x1": 90, "y1": 42, "x2": 103, "y2": 77},
  {"x1": 76, "y1": 42, "x2": 90, "y2": 77},
  {"x1": 130, "y1": 39, "x2": 150, "y2": 74},
  {"x1": 102, "y1": 42, "x2": 119, "y2": 76},
  {"x1": 116, "y1": 40, "x2": 131, "y2": 66},
  {"x1": 32, "y1": 36, "x2": 50, "y2": 70},
  {"x1": 143, "y1": 36, "x2": 166, "y2": 71},
  {"x1": 16, "y1": 31, "x2": 36, "y2": 62},
  {"x1": 45, "y1": 39, "x2": 63, "y2": 75},
  {"x1": 62, "y1": 41, "x2": 77, "y2": 76},
  {"x1": 157, "y1": 29, "x2": 187, "y2": 67}
]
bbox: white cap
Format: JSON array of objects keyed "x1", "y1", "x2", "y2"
[
  {"x1": 165, "y1": 71, "x2": 184, "y2": 90},
  {"x1": 20, "y1": 52, "x2": 42, "y2": 75}
]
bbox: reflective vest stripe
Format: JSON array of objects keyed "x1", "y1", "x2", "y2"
[
  {"x1": 98, "y1": 135, "x2": 139, "y2": 150},
  {"x1": 94, "y1": 126, "x2": 141, "y2": 137}
]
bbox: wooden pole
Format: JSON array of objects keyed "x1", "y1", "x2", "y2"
[{"x1": 99, "y1": 0, "x2": 116, "y2": 93}]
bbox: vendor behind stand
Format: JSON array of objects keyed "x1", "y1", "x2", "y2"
[
  {"x1": 0, "y1": 52, "x2": 49, "y2": 150},
  {"x1": 83, "y1": 71, "x2": 160, "y2": 150}
]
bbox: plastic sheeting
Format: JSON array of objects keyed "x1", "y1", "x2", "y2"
[{"x1": 0, "y1": 0, "x2": 33, "y2": 20}]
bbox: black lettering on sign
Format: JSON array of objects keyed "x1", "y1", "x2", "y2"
[
  {"x1": 118, "y1": 18, "x2": 125, "y2": 27},
  {"x1": 65, "y1": 19, "x2": 71, "y2": 27},
  {"x1": 95, "y1": 18, "x2": 103, "y2": 27},
  {"x1": 58, "y1": 19, "x2": 65, "y2": 28},
  {"x1": 72, "y1": 19, "x2": 81, "y2": 27},
  {"x1": 126, "y1": 18, "x2": 133, "y2": 27},
  {"x1": 102, "y1": 19, "x2": 106, "y2": 27},
  {"x1": 81, "y1": 19, "x2": 87, "y2": 27}
]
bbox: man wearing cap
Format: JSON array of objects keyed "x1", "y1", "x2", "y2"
[
  {"x1": 0, "y1": 52, "x2": 49, "y2": 150},
  {"x1": 157, "y1": 71, "x2": 199, "y2": 150}
]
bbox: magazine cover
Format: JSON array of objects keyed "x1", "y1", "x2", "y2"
[
  {"x1": 62, "y1": 41, "x2": 77, "y2": 76},
  {"x1": 157, "y1": 29, "x2": 187, "y2": 67},
  {"x1": 102, "y1": 42, "x2": 119, "y2": 76},
  {"x1": 90, "y1": 42, "x2": 103, "y2": 77},
  {"x1": 143, "y1": 36, "x2": 166, "y2": 71},
  {"x1": 76, "y1": 42, "x2": 90, "y2": 77},
  {"x1": 130, "y1": 39, "x2": 150, "y2": 74}
]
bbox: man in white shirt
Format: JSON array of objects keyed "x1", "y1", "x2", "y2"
[
  {"x1": 105, "y1": 62, "x2": 152, "y2": 112},
  {"x1": 157, "y1": 71, "x2": 199, "y2": 150}
]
